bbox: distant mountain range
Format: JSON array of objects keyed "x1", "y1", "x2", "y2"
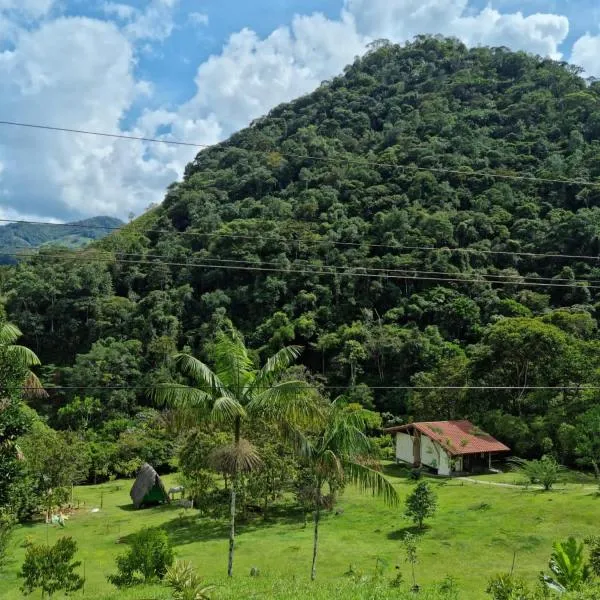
[{"x1": 0, "y1": 216, "x2": 124, "y2": 264}]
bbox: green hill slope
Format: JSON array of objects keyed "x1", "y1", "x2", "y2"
[
  {"x1": 0, "y1": 216, "x2": 123, "y2": 263},
  {"x1": 5, "y1": 37, "x2": 600, "y2": 457}
]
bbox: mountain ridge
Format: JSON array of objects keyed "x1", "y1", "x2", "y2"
[{"x1": 0, "y1": 215, "x2": 123, "y2": 263}]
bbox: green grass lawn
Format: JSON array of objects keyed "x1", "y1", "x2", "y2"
[{"x1": 1, "y1": 466, "x2": 599, "y2": 599}]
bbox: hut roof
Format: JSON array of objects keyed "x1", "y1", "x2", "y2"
[
  {"x1": 130, "y1": 463, "x2": 169, "y2": 508},
  {"x1": 384, "y1": 420, "x2": 510, "y2": 456}
]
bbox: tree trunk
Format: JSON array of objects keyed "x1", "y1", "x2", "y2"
[
  {"x1": 592, "y1": 460, "x2": 600, "y2": 491},
  {"x1": 227, "y1": 477, "x2": 237, "y2": 577},
  {"x1": 228, "y1": 417, "x2": 241, "y2": 578},
  {"x1": 311, "y1": 487, "x2": 321, "y2": 581}
]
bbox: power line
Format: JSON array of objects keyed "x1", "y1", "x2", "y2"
[
  {"x1": 1, "y1": 118, "x2": 600, "y2": 188},
  {"x1": 2, "y1": 216, "x2": 600, "y2": 263},
  {"x1": 5, "y1": 246, "x2": 598, "y2": 285},
  {"x1": 11, "y1": 384, "x2": 600, "y2": 391},
  {"x1": 0, "y1": 120, "x2": 202, "y2": 148},
  {"x1": 3, "y1": 249, "x2": 598, "y2": 289}
]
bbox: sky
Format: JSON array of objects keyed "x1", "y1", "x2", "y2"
[{"x1": 0, "y1": 0, "x2": 599, "y2": 222}]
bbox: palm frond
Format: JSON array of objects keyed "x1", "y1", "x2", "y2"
[
  {"x1": 0, "y1": 323, "x2": 22, "y2": 345},
  {"x1": 318, "y1": 448, "x2": 344, "y2": 481},
  {"x1": 150, "y1": 383, "x2": 212, "y2": 411},
  {"x1": 344, "y1": 460, "x2": 399, "y2": 507},
  {"x1": 279, "y1": 422, "x2": 314, "y2": 459},
  {"x1": 174, "y1": 354, "x2": 227, "y2": 395},
  {"x1": 247, "y1": 380, "x2": 323, "y2": 426},
  {"x1": 252, "y1": 345, "x2": 303, "y2": 390},
  {"x1": 323, "y1": 411, "x2": 373, "y2": 457},
  {"x1": 212, "y1": 330, "x2": 254, "y2": 393},
  {"x1": 23, "y1": 371, "x2": 48, "y2": 399},
  {"x1": 210, "y1": 396, "x2": 246, "y2": 425},
  {"x1": 208, "y1": 438, "x2": 263, "y2": 474},
  {"x1": 8, "y1": 345, "x2": 41, "y2": 367}
]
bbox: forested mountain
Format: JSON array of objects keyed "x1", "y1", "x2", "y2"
[
  {"x1": 5, "y1": 36, "x2": 600, "y2": 464},
  {"x1": 0, "y1": 216, "x2": 123, "y2": 264}
]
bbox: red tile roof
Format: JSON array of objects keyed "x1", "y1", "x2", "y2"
[{"x1": 384, "y1": 420, "x2": 510, "y2": 456}]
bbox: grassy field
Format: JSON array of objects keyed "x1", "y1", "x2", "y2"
[{"x1": 1, "y1": 466, "x2": 598, "y2": 599}]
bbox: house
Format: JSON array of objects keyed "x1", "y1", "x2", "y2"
[
  {"x1": 384, "y1": 420, "x2": 510, "y2": 476},
  {"x1": 130, "y1": 463, "x2": 170, "y2": 508}
]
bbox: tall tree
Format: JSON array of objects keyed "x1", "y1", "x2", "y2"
[
  {"x1": 575, "y1": 407, "x2": 600, "y2": 485},
  {"x1": 0, "y1": 321, "x2": 45, "y2": 399},
  {"x1": 0, "y1": 317, "x2": 39, "y2": 515},
  {"x1": 292, "y1": 404, "x2": 399, "y2": 580},
  {"x1": 152, "y1": 328, "x2": 320, "y2": 577}
]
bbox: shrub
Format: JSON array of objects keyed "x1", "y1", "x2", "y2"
[
  {"x1": 586, "y1": 536, "x2": 600, "y2": 578},
  {"x1": 19, "y1": 536, "x2": 84, "y2": 597},
  {"x1": 410, "y1": 468, "x2": 422, "y2": 480},
  {"x1": 486, "y1": 573, "x2": 531, "y2": 599},
  {"x1": 108, "y1": 527, "x2": 174, "y2": 587},
  {"x1": 165, "y1": 560, "x2": 214, "y2": 600},
  {"x1": 0, "y1": 513, "x2": 13, "y2": 570},
  {"x1": 543, "y1": 537, "x2": 591, "y2": 593},
  {"x1": 405, "y1": 482, "x2": 437, "y2": 529},
  {"x1": 509, "y1": 455, "x2": 562, "y2": 490}
]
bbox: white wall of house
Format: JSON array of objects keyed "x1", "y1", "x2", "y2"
[
  {"x1": 395, "y1": 432, "x2": 414, "y2": 465},
  {"x1": 395, "y1": 431, "x2": 456, "y2": 475},
  {"x1": 421, "y1": 435, "x2": 452, "y2": 475}
]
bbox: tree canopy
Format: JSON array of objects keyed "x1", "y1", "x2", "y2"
[{"x1": 3, "y1": 36, "x2": 600, "y2": 467}]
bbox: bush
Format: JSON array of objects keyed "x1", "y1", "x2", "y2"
[
  {"x1": 509, "y1": 455, "x2": 562, "y2": 490},
  {"x1": 486, "y1": 573, "x2": 531, "y2": 599},
  {"x1": 165, "y1": 560, "x2": 214, "y2": 600},
  {"x1": 586, "y1": 536, "x2": 600, "y2": 578},
  {"x1": 0, "y1": 513, "x2": 13, "y2": 570},
  {"x1": 410, "y1": 468, "x2": 422, "y2": 480},
  {"x1": 19, "y1": 536, "x2": 84, "y2": 597},
  {"x1": 108, "y1": 527, "x2": 174, "y2": 587}
]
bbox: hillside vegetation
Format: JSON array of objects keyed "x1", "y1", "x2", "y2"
[
  {"x1": 0, "y1": 216, "x2": 123, "y2": 264},
  {"x1": 4, "y1": 36, "x2": 600, "y2": 465}
]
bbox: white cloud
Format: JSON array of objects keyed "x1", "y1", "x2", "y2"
[
  {"x1": 0, "y1": 0, "x2": 55, "y2": 19},
  {"x1": 124, "y1": 0, "x2": 179, "y2": 41},
  {"x1": 571, "y1": 33, "x2": 600, "y2": 78},
  {"x1": 102, "y1": 2, "x2": 136, "y2": 21},
  {"x1": 175, "y1": 13, "x2": 364, "y2": 133},
  {"x1": 0, "y1": 17, "x2": 186, "y2": 219},
  {"x1": 346, "y1": 0, "x2": 569, "y2": 58},
  {"x1": 450, "y1": 9, "x2": 569, "y2": 59},
  {"x1": 189, "y1": 12, "x2": 208, "y2": 26},
  {"x1": 0, "y1": 0, "x2": 580, "y2": 221},
  {"x1": 346, "y1": 0, "x2": 467, "y2": 41}
]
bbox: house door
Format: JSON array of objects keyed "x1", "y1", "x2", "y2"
[{"x1": 413, "y1": 433, "x2": 421, "y2": 466}]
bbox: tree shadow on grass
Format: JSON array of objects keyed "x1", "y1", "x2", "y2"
[
  {"x1": 118, "y1": 502, "x2": 182, "y2": 513},
  {"x1": 387, "y1": 525, "x2": 428, "y2": 540},
  {"x1": 118, "y1": 504, "x2": 307, "y2": 547},
  {"x1": 382, "y1": 463, "x2": 412, "y2": 479}
]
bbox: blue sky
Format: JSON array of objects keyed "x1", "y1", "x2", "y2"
[{"x1": 0, "y1": 0, "x2": 598, "y2": 222}]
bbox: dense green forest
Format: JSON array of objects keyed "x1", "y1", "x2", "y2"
[
  {"x1": 0, "y1": 216, "x2": 123, "y2": 264},
  {"x1": 4, "y1": 36, "x2": 600, "y2": 483}
]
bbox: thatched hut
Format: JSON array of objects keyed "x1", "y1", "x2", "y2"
[{"x1": 130, "y1": 463, "x2": 170, "y2": 508}]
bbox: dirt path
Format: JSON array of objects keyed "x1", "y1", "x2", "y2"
[{"x1": 457, "y1": 477, "x2": 597, "y2": 492}]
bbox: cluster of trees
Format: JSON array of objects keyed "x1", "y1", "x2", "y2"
[
  {"x1": 1, "y1": 38, "x2": 600, "y2": 482},
  {"x1": 4, "y1": 31, "x2": 600, "y2": 588}
]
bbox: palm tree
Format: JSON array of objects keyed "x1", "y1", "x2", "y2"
[
  {"x1": 542, "y1": 537, "x2": 592, "y2": 593},
  {"x1": 0, "y1": 321, "x2": 46, "y2": 399},
  {"x1": 292, "y1": 403, "x2": 399, "y2": 580},
  {"x1": 152, "y1": 329, "x2": 321, "y2": 577}
]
